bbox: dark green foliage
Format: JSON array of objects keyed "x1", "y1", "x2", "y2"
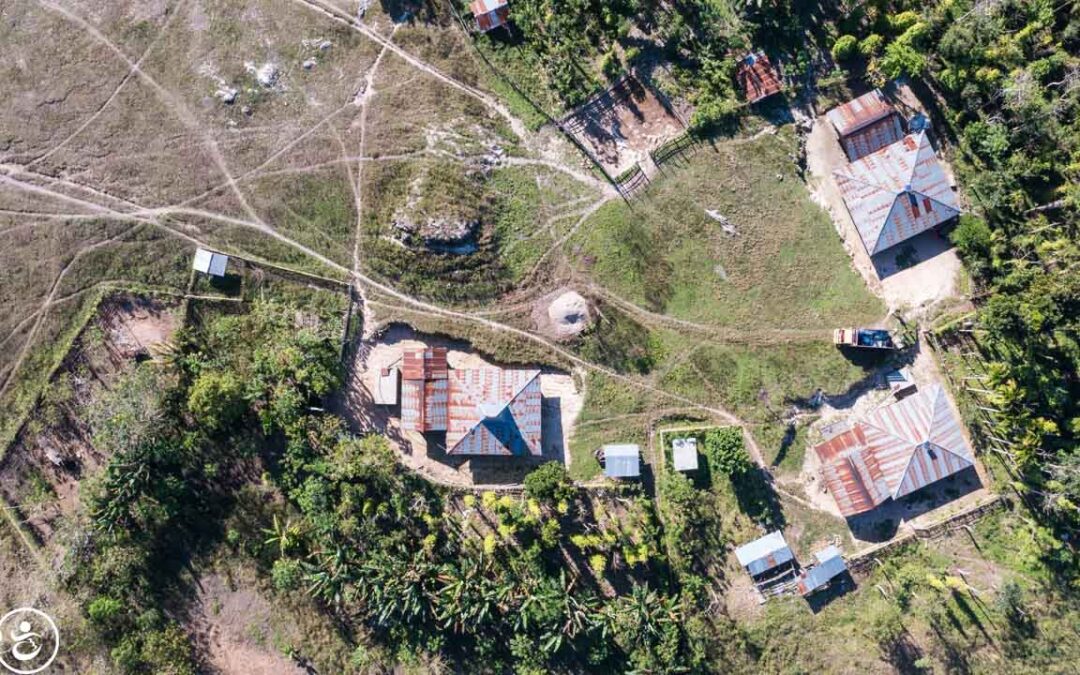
[
  {"x1": 523, "y1": 461, "x2": 575, "y2": 504},
  {"x1": 507, "y1": 0, "x2": 640, "y2": 105},
  {"x1": 831, "y1": 34, "x2": 858, "y2": 61}
]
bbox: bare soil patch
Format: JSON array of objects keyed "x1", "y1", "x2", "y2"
[
  {"x1": 334, "y1": 322, "x2": 583, "y2": 487},
  {"x1": 559, "y1": 76, "x2": 685, "y2": 177},
  {"x1": 189, "y1": 573, "x2": 306, "y2": 675},
  {"x1": 531, "y1": 287, "x2": 592, "y2": 340}
]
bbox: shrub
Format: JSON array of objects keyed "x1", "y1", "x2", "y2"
[
  {"x1": 831, "y1": 35, "x2": 858, "y2": 61},
  {"x1": 888, "y1": 11, "x2": 919, "y2": 34},
  {"x1": 88, "y1": 596, "x2": 124, "y2": 626},
  {"x1": 879, "y1": 41, "x2": 927, "y2": 79},
  {"x1": 187, "y1": 371, "x2": 245, "y2": 432},
  {"x1": 524, "y1": 462, "x2": 575, "y2": 504},
  {"x1": 860, "y1": 33, "x2": 884, "y2": 56},
  {"x1": 589, "y1": 553, "x2": 607, "y2": 575},
  {"x1": 271, "y1": 558, "x2": 302, "y2": 591}
]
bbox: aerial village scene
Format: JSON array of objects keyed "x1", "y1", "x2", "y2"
[{"x1": 0, "y1": 1, "x2": 1076, "y2": 673}]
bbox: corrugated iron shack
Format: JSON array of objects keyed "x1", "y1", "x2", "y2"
[{"x1": 827, "y1": 90, "x2": 905, "y2": 161}]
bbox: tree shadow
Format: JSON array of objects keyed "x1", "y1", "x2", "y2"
[{"x1": 731, "y1": 467, "x2": 786, "y2": 530}]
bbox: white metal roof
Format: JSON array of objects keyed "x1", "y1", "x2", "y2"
[
  {"x1": 192, "y1": 248, "x2": 229, "y2": 277},
  {"x1": 734, "y1": 531, "x2": 794, "y2": 576},
  {"x1": 603, "y1": 444, "x2": 640, "y2": 478},
  {"x1": 374, "y1": 367, "x2": 400, "y2": 405},
  {"x1": 672, "y1": 437, "x2": 699, "y2": 472}
]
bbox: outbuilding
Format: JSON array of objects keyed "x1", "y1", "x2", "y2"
[
  {"x1": 470, "y1": 0, "x2": 510, "y2": 32},
  {"x1": 672, "y1": 437, "x2": 699, "y2": 472},
  {"x1": 736, "y1": 52, "x2": 783, "y2": 103},
  {"x1": 192, "y1": 248, "x2": 229, "y2": 277},
  {"x1": 734, "y1": 530, "x2": 795, "y2": 582},
  {"x1": 827, "y1": 89, "x2": 905, "y2": 161},
  {"x1": 797, "y1": 545, "x2": 847, "y2": 596},
  {"x1": 374, "y1": 367, "x2": 400, "y2": 406},
  {"x1": 601, "y1": 444, "x2": 641, "y2": 479}
]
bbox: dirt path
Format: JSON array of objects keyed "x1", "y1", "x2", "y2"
[
  {"x1": 0, "y1": 224, "x2": 141, "y2": 397},
  {"x1": 37, "y1": 0, "x2": 269, "y2": 231},
  {"x1": 288, "y1": 0, "x2": 529, "y2": 140}
]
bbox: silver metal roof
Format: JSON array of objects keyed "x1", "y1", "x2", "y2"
[
  {"x1": 603, "y1": 444, "x2": 640, "y2": 478},
  {"x1": 192, "y1": 248, "x2": 228, "y2": 277},
  {"x1": 672, "y1": 437, "x2": 699, "y2": 472},
  {"x1": 734, "y1": 531, "x2": 793, "y2": 576},
  {"x1": 798, "y1": 546, "x2": 847, "y2": 595}
]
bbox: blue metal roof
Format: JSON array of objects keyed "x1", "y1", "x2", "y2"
[
  {"x1": 798, "y1": 546, "x2": 847, "y2": 595},
  {"x1": 603, "y1": 444, "x2": 640, "y2": 478},
  {"x1": 734, "y1": 531, "x2": 793, "y2": 577}
]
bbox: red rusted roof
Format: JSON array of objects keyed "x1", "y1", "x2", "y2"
[
  {"x1": 402, "y1": 347, "x2": 447, "y2": 381},
  {"x1": 471, "y1": 0, "x2": 509, "y2": 32},
  {"x1": 401, "y1": 348, "x2": 449, "y2": 432},
  {"x1": 446, "y1": 368, "x2": 542, "y2": 456},
  {"x1": 736, "y1": 53, "x2": 782, "y2": 103},
  {"x1": 827, "y1": 90, "x2": 897, "y2": 137},
  {"x1": 814, "y1": 385, "x2": 974, "y2": 517}
]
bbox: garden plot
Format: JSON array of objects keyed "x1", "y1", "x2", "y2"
[
  {"x1": 559, "y1": 76, "x2": 686, "y2": 178},
  {"x1": 337, "y1": 323, "x2": 583, "y2": 487}
]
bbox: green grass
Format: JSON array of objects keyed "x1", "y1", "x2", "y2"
[
  {"x1": 249, "y1": 170, "x2": 357, "y2": 268},
  {"x1": 571, "y1": 128, "x2": 884, "y2": 329},
  {"x1": 740, "y1": 509, "x2": 1080, "y2": 673}
]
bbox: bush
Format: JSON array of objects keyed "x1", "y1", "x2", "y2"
[
  {"x1": 879, "y1": 41, "x2": 927, "y2": 79},
  {"x1": 831, "y1": 35, "x2": 858, "y2": 62},
  {"x1": 860, "y1": 33, "x2": 884, "y2": 57},
  {"x1": 690, "y1": 95, "x2": 741, "y2": 134},
  {"x1": 187, "y1": 371, "x2": 246, "y2": 432},
  {"x1": 87, "y1": 596, "x2": 124, "y2": 626},
  {"x1": 272, "y1": 558, "x2": 303, "y2": 591},
  {"x1": 524, "y1": 462, "x2": 575, "y2": 504},
  {"x1": 888, "y1": 11, "x2": 920, "y2": 34}
]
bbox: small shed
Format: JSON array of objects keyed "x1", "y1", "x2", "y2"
[
  {"x1": 734, "y1": 531, "x2": 795, "y2": 580},
  {"x1": 374, "y1": 367, "x2": 400, "y2": 406},
  {"x1": 671, "y1": 437, "x2": 699, "y2": 472},
  {"x1": 192, "y1": 248, "x2": 229, "y2": 277},
  {"x1": 886, "y1": 367, "x2": 916, "y2": 398},
  {"x1": 826, "y1": 89, "x2": 905, "y2": 161},
  {"x1": 797, "y1": 545, "x2": 847, "y2": 596},
  {"x1": 602, "y1": 444, "x2": 640, "y2": 479},
  {"x1": 470, "y1": 0, "x2": 510, "y2": 32},
  {"x1": 736, "y1": 52, "x2": 782, "y2": 103}
]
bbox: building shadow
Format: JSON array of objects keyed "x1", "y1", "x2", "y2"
[
  {"x1": 804, "y1": 570, "x2": 857, "y2": 614},
  {"x1": 846, "y1": 465, "x2": 984, "y2": 543}
]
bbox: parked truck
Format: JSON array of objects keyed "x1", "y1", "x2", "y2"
[{"x1": 833, "y1": 327, "x2": 895, "y2": 350}]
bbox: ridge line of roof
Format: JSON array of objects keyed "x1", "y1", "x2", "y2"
[{"x1": 446, "y1": 369, "x2": 542, "y2": 454}]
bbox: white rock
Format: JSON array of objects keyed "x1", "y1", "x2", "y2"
[
  {"x1": 256, "y1": 63, "x2": 279, "y2": 87},
  {"x1": 303, "y1": 59, "x2": 317, "y2": 71},
  {"x1": 215, "y1": 87, "x2": 238, "y2": 104}
]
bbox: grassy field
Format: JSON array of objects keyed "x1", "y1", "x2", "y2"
[
  {"x1": 741, "y1": 508, "x2": 1080, "y2": 673},
  {"x1": 572, "y1": 129, "x2": 883, "y2": 329}
]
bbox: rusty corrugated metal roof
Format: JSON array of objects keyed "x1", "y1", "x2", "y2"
[
  {"x1": 827, "y1": 90, "x2": 896, "y2": 137},
  {"x1": 471, "y1": 0, "x2": 509, "y2": 31},
  {"x1": 401, "y1": 348, "x2": 449, "y2": 432},
  {"x1": 446, "y1": 368, "x2": 542, "y2": 456},
  {"x1": 734, "y1": 531, "x2": 793, "y2": 577},
  {"x1": 814, "y1": 385, "x2": 974, "y2": 517},
  {"x1": 736, "y1": 52, "x2": 782, "y2": 103},
  {"x1": 833, "y1": 132, "x2": 960, "y2": 255}
]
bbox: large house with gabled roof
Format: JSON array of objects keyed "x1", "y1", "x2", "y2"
[{"x1": 833, "y1": 131, "x2": 960, "y2": 256}]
